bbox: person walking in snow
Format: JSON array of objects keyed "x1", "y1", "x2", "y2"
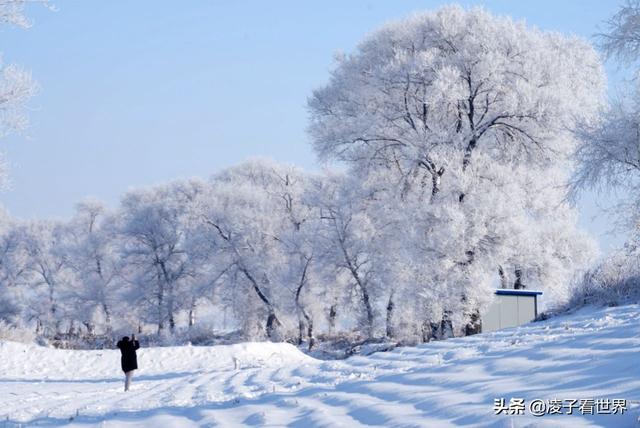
[{"x1": 116, "y1": 334, "x2": 140, "y2": 392}]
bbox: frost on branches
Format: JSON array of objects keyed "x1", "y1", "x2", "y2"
[
  {"x1": 308, "y1": 6, "x2": 602, "y2": 337},
  {"x1": 0, "y1": 0, "x2": 42, "y2": 188},
  {"x1": 569, "y1": 0, "x2": 640, "y2": 306},
  {"x1": 0, "y1": 7, "x2": 606, "y2": 348}
]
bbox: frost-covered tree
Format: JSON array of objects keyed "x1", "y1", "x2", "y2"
[
  {"x1": 495, "y1": 165, "x2": 597, "y2": 301},
  {"x1": 0, "y1": 211, "x2": 29, "y2": 322},
  {"x1": 0, "y1": 0, "x2": 46, "y2": 187},
  {"x1": 20, "y1": 220, "x2": 77, "y2": 335},
  {"x1": 256, "y1": 164, "x2": 323, "y2": 347},
  {"x1": 572, "y1": 0, "x2": 640, "y2": 245},
  {"x1": 572, "y1": 94, "x2": 640, "y2": 238},
  {"x1": 572, "y1": 87, "x2": 640, "y2": 237},
  {"x1": 117, "y1": 180, "x2": 206, "y2": 334},
  {"x1": 571, "y1": 1, "x2": 640, "y2": 234},
  {"x1": 566, "y1": 244, "x2": 640, "y2": 308},
  {"x1": 0, "y1": 63, "x2": 35, "y2": 139},
  {"x1": 567, "y1": 1, "x2": 640, "y2": 306},
  {"x1": 309, "y1": 6, "x2": 604, "y2": 188},
  {"x1": 597, "y1": 0, "x2": 640, "y2": 66},
  {"x1": 193, "y1": 160, "x2": 319, "y2": 341},
  {"x1": 0, "y1": 0, "x2": 35, "y2": 27},
  {"x1": 312, "y1": 172, "x2": 392, "y2": 339},
  {"x1": 62, "y1": 199, "x2": 122, "y2": 335},
  {"x1": 308, "y1": 6, "x2": 604, "y2": 335}
]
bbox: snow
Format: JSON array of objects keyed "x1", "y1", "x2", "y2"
[{"x1": 1, "y1": 305, "x2": 639, "y2": 427}]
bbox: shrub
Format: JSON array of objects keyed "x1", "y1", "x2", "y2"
[
  {"x1": 562, "y1": 246, "x2": 640, "y2": 310},
  {"x1": 0, "y1": 320, "x2": 35, "y2": 344}
]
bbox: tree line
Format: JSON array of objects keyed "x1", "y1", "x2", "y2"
[{"x1": 2, "y1": 5, "x2": 626, "y2": 347}]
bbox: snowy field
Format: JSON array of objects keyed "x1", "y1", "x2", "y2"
[{"x1": 1, "y1": 305, "x2": 639, "y2": 427}]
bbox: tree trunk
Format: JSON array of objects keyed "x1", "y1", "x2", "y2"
[
  {"x1": 462, "y1": 137, "x2": 477, "y2": 171},
  {"x1": 307, "y1": 318, "x2": 315, "y2": 350},
  {"x1": 157, "y1": 276, "x2": 165, "y2": 334},
  {"x1": 419, "y1": 158, "x2": 445, "y2": 201},
  {"x1": 189, "y1": 305, "x2": 196, "y2": 327},
  {"x1": 239, "y1": 267, "x2": 281, "y2": 340},
  {"x1": 46, "y1": 279, "x2": 56, "y2": 334},
  {"x1": 266, "y1": 310, "x2": 282, "y2": 341},
  {"x1": 426, "y1": 320, "x2": 441, "y2": 341},
  {"x1": 360, "y1": 284, "x2": 374, "y2": 337},
  {"x1": 498, "y1": 265, "x2": 508, "y2": 289},
  {"x1": 102, "y1": 302, "x2": 112, "y2": 334},
  {"x1": 385, "y1": 293, "x2": 395, "y2": 339},
  {"x1": 298, "y1": 319, "x2": 305, "y2": 345},
  {"x1": 83, "y1": 321, "x2": 94, "y2": 336},
  {"x1": 464, "y1": 309, "x2": 481, "y2": 335},
  {"x1": 434, "y1": 310, "x2": 454, "y2": 339},
  {"x1": 440, "y1": 319, "x2": 454, "y2": 339},
  {"x1": 421, "y1": 319, "x2": 432, "y2": 342},
  {"x1": 297, "y1": 316, "x2": 315, "y2": 350},
  {"x1": 328, "y1": 304, "x2": 337, "y2": 334},
  {"x1": 158, "y1": 260, "x2": 175, "y2": 333},
  {"x1": 294, "y1": 258, "x2": 313, "y2": 347},
  {"x1": 514, "y1": 268, "x2": 524, "y2": 289},
  {"x1": 339, "y1": 242, "x2": 374, "y2": 337}
]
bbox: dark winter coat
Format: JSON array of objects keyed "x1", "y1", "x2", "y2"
[{"x1": 116, "y1": 338, "x2": 140, "y2": 372}]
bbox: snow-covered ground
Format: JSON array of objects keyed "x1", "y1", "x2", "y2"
[{"x1": 1, "y1": 305, "x2": 639, "y2": 427}]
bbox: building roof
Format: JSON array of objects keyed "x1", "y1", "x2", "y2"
[{"x1": 495, "y1": 289, "x2": 543, "y2": 297}]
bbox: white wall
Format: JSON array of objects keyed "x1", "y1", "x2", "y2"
[{"x1": 482, "y1": 294, "x2": 537, "y2": 333}]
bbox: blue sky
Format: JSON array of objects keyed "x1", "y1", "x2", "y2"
[{"x1": 1, "y1": 0, "x2": 627, "y2": 253}]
